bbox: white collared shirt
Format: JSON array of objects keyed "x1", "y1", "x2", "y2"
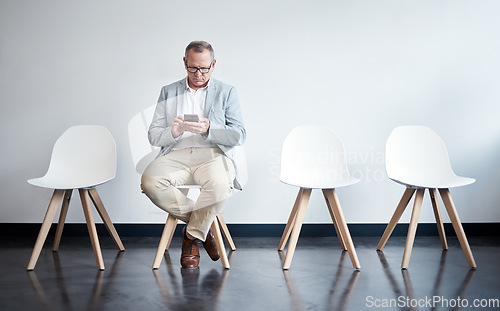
[{"x1": 172, "y1": 78, "x2": 217, "y2": 150}]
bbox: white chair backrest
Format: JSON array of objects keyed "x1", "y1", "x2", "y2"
[
  {"x1": 280, "y1": 125, "x2": 358, "y2": 189},
  {"x1": 128, "y1": 105, "x2": 160, "y2": 174},
  {"x1": 386, "y1": 126, "x2": 473, "y2": 187},
  {"x1": 28, "y1": 125, "x2": 116, "y2": 189}
]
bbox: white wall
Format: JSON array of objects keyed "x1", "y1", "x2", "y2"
[{"x1": 1, "y1": 0, "x2": 499, "y2": 224}]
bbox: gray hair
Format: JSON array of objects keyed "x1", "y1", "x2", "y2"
[{"x1": 185, "y1": 41, "x2": 215, "y2": 61}]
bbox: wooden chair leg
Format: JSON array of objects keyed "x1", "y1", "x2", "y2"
[
  {"x1": 322, "y1": 189, "x2": 347, "y2": 251},
  {"x1": 217, "y1": 213, "x2": 236, "y2": 251},
  {"x1": 377, "y1": 187, "x2": 416, "y2": 250},
  {"x1": 323, "y1": 189, "x2": 360, "y2": 269},
  {"x1": 401, "y1": 188, "x2": 425, "y2": 269},
  {"x1": 153, "y1": 214, "x2": 178, "y2": 269},
  {"x1": 88, "y1": 188, "x2": 125, "y2": 251},
  {"x1": 278, "y1": 188, "x2": 303, "y2": 251},
  {"x1": 79, "y1": 189, "x2": 105, "y2": 270},
  {"x1": 438, "y1": 188, "x2": 476, "y2": 268},
  {"x1": 211, "y1": 216, "x2": 230, "y2": 269},
  {"x1": 429, "y1": 188, "x2": 448, "y2": 250},
  {"x1": 282, "y1": 188, "x2": 312, "y2": 270},
  {"x1": 53, "y1": 189, "x2": 73, "y2": 251},
  {"x1": 27, "y1": 190, "x2": 65, "y2": 270},
  {"x1": 165, "y1": 214, "x2": 178, "y2": 250}
]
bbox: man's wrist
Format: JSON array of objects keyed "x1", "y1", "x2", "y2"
[{"x1": 172, "y1": 129, "x2": 183, "y2": 139}]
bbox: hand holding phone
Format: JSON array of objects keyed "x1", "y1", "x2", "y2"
[
  {"x1": 183, "y1": 114, "x2": 199, "y2": 123},
  {"x1": 182, "y1": 115, "x2": 210, "y2": 135}
]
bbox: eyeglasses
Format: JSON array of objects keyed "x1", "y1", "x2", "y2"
[{"x1": 185, "y1": 61, "x2": 213, "y2": 74}]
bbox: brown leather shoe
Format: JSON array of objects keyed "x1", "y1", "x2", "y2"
[
  {"x1": 181, "y1": 228, "x2": 200, "y2": 269},
  {"x1": 202, "y1": 229, "x2": 220, "y2": 261}
]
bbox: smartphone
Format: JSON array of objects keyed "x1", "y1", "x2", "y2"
[{"x1": 184, "y1": 114, "x2": 199, "y2": 122}]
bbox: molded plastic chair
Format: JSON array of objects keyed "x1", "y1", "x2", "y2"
[
  {"x1": 128, "y1": 106, "x2": 236, "y2": 269},
  {"x1": 278, "y1": 125, "x2": 361, "y2": 270},
  {"x1": 27, "y1": 125, "x2": 125, "y2": 271},
  {"x1": 377, "y1": 126, "x2": 476, "y2": 269}
]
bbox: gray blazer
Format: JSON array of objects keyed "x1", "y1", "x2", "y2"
[{"x1": 148, "y1": 78, "x2": 247, "y2": 189}]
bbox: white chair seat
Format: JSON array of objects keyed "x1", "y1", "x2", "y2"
[
  {"x1": 389, "y1": 175, "x2": 475, "y2": 189},
  {"x1": 28, "y1": 176, "x2": 113, "y2": 190},
  {"x1": 281, "y1": 176, "x2": 360, "y2": 189}
]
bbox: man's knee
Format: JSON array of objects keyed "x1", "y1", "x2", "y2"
[
  {"x1": 140, "y1": 174, "x2": 155, "y2": 196},
  {"x1": 141, "y1": 175, "x2": 173, "y2": 198},
  {"x1": 141, "y1": 175, "x2": 188, "y2": 215}
]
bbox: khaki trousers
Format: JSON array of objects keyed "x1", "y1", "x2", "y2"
[{"x1": 141, "y1": 147, "x2": 235, "y2": 241}]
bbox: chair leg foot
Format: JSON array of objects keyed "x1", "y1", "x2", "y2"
[
  {"x1": 282, "y1": 188, "x2": 312, "y2": 270},
  {"x1": 323, "y1": 189, "x2": 360, "y2": 269},
  {"x1": 52, "y1": 190, "x2": 73, "y2": 251},
  {"x1": 429, "y1": 188, "x2": 448, "y2": 250},
  {"x1": 217, "y1": 213, "x2": 236, "y2": 251},
  {"x1": 401, "y1": 188, "x2": 424, "y2": 269},
  {"x1": 153, "y1": 214, "x2": 177, "y2": 269},
  {"x1": 27, "y1": 190, "x2": 65, "y2": 270},
  {"x1": 88, "y1": 188, "x2": 125, "y2": 251},
  {"x1": 79, "y1": 189, "x2": 105, "y2": 270},
  {"x1": 323, "y1": 189, "x2": 347, "y2": 251},
  {"x1": 439, "y1": 188, "x2": 476, "y2": 268},
  {"x1": 278, "y1": 188, "x2": 303, "y2": 251},
  {"x1": 212, "y1": 217, "x2": 230, "y2": 269}
]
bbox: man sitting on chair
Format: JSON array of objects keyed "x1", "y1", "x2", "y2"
[{"x1": 141, "y1": 41, "x2": 246, "y2": 269}]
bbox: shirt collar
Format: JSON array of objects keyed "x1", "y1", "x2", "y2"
[{"x1": 185, "y1": 77, "x2": 211, "y2": 92}]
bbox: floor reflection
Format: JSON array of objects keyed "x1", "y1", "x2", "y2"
[
  {"x1": 27, "y1": 251, "x2": 124, "y2": 311},
  {"x1": 26, "y1": 268, "x2": 51, "y2": 310},
  {"x1": 327, "y1": 252, "x2": 361, "y2": 311},
  {"x1": 279, "y1": 251, "x2": 360, "y2": 311},
  {"x1": 153, "y1": 251, "x2": 231, "y2": 310},
  {"x1": 377, "y1": 250, "x2": 476, "y2": 311}
]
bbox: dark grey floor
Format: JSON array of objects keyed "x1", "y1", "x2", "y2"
[{"x1": 1, "y1": 235, "x2": 499, "y2": 311}]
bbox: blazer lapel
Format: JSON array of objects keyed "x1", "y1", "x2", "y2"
[
  {"x1": 204, "y1": 79, "x2": 216, "y2": 118},
  {"x1": 176, "y1": 79, "x2": 187, "y2": 117}
]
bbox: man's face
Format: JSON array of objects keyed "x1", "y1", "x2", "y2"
[{"x1": 184, "y1": 49, "x2": 215, "y2": 90}]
